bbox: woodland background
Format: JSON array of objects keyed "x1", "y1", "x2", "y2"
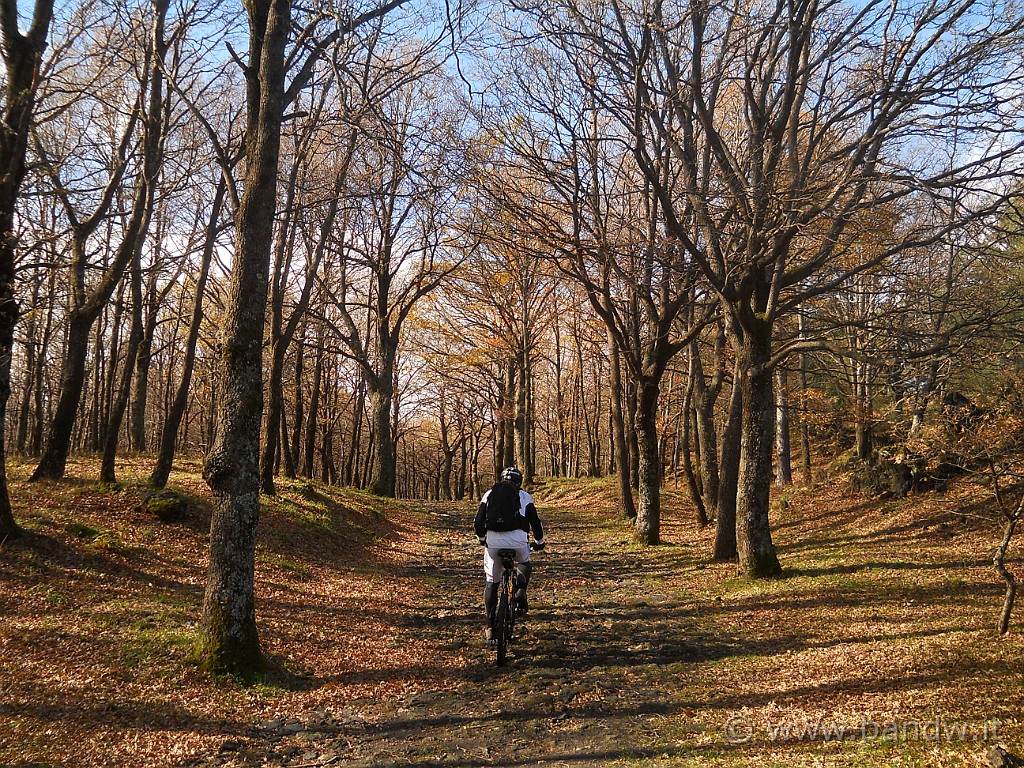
[{"x1": 3, "y1": 0, "x2": 1024, "y2": 675}]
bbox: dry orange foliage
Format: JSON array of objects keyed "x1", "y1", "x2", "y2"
[{"x1": 0, "y1": 456, "x2": 472, "y2": 767}]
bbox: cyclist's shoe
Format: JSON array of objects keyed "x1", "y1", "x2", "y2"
[
  {"x1": 484, "y1": 627, "x2": 496, "y2": 646},
  {"x1": 515, "y1": 588, "x2": 528, "y2": 616}
]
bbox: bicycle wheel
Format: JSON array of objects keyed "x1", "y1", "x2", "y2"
[
  {"x1": 495, "y1": 575, "x2": 510, "y2": 666},
  {"x1": 503, "y1": 571, "x2": 516, "y2": 641}
]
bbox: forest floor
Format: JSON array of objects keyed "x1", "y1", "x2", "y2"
[{"x1": 2, "y1": 456, "x2": 1024, "y2": 767}]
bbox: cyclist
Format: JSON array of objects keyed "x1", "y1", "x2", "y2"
[{"x1": 474, "y1": 466, "x2": 545, "y2": 644}]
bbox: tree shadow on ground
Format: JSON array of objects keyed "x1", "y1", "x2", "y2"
[
  {"x1": 0, "y1": 526, "x2": 204, "y2": 599},
  {"x1": 0, "y1": 697, "x2": 251, "y2": 738},
  {"x1": 783, "y1": 558, "x2": 991, "y2": 577}
]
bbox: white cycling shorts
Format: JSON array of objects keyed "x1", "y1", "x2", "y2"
[{"x1": 483, "y1": 545, "x2": 531, "y2": 583}]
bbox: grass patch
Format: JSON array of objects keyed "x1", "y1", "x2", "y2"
[
  {"x1": 65, "y1": 521, "x2": 100, "y2": 539},
  {"x1": 259, "y1": 547, "x2": 313, "y2": 579},
  {"x1": 119, "y1": 610, "x2": 196, "y2": 670}
]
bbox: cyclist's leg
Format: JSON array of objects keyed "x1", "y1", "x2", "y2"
[
  {"x1": 516, "y1": 561, "x2": 532, "y2": 589},
  {"x1": 484, "y1": 582, "x2": 498, "y2": 617},
  {"x1": 483, "y1": 546, "x2": 504, "y2": 581},
  {"x1": 483, "y1": 548, "x2": 502, "y2": 641},
  {"x1": 514, "y1": 545, "x2": 532, "y2": 614},
  {"x1": 483, "y1": 583, "x2": 498, "y2": 640}
]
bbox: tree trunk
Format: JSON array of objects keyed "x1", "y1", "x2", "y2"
[
  {"x1": 368, "y1": 370, "x2": 396, "y2": 496},
  {"x1": 0, "y1": 239, "x2": 17, "y2": 536},
  {"x1": 30, "y1": 315, "x2": 94, "y2": 480},
  {"x1": 514, "y1": 351, "x2": 525, "y2": 476},
  {"x1": 798, "y1": 314, "x2": 812, "y2": 483},
  {"x1": 108, "y1": 295, "x2": 128, "y2": 444},
  {"x1": 775, "y1": 367, "x2": 792, "y2": 486},
  {"x1": 502, "y1": 362, "x2": 516, "y2": 469},
  {"x1": 150, "y1": 178, "x2": 223, "y2": 488},
  {"x1": 301, "y1": 334, "x2": 323, "y2": 479},
  {"x1": 199, "y1": 0, "x2": 293, "y2": 677},
  {"x1": 910, "y1": 359, "x2": 940, "y2": 434},
  {"x1": 494, "y1": 410, "x2": 506, "y2": 478},
  {"x1": 515, "y1": 347, "x2": 535, "y2": 481},
  {"x1": 736, "y1": 329, "x2": 782, "y2": 577},
  {"x1": 680, "y1": 371, "x2": 708, "y2": 527},
  {"x1": 995, "y1": 512, "x2": 1019, "y2": 635},
  {"x1": 993, "y1": 494, "x2": 1024, "y2": 635},
  {"x1": 714, "y1": 363, "x2": 742, "y2": 562},
  {"x1": 576, "y1": 332, "x2": 598, "y2": 476},
  {"x1": 0, "y1": 0, "x2": 54, "y2": 535},
  {"x1": 101, "y1": 249, "x2": 146, "y2": 483},
  {"x1": 343, "y1": 382, "x2": 362, "y2": 486},
  {"x1": 440, "y1": 446, "x2": 455, "y2": 500},
  {"x1": 438, "y1": 393, "x2": 455, "y2": 500},
  {"x1": 130, "y1": 309, "x2": 151, "y2": 450},
  {"x1": 30, "y1": 273, "x2": 54, "y2": 455},
  {"x1": 634, "y1": 379, "x2": 661, "y2": 545},
  {"x1": 438, "y1": 442, "x2": 454, "y2": 501},
  {"x1": 456, "y1": 439, "x2": 467, "y2": 500},
  {"x1": 853, "y1": 312, "x2": 874, "y2": 459},
  {"x1": 0, "y1": 351, "x2": 14, "y2": 538},
  {"x1": 260, "y1": 353, "x2": 287, "y2": 494},
  {"x1": 323, "y1": 414, "x2": 337, "y2": 485},
  {"x1": 14, "y1": 273, "x2": 46, "y2": 455},
  {"x1": 625, "y1": 380, "x2": 640, "y2": 491},
  {"x1": 554, "y1": 320, "x2": 568, "y2": 476},
  {"x1": 691, "y1": 340, "x2": 721, "y2": 518},
  {"x1": 279, "y1": 401, "x2": 295, "y2": 477},
  {"x1": 855, "y1": 371, "x2": 873, "y2": 461},
  {"x1": 608, "y1": 331, "x2": 636, "y2": 519},
  {"x1": 130, "y1": 278, "x2": 159, "y2": 452},
  {"x1": 362, "y1": 417, "x2": 375, "y2": 488},
  {"x1": 290, "y1": 332, "x2": 304, "y2": 471},
  {"x1": 347, "y1": 380, "x2": 367, "y2": 486}
]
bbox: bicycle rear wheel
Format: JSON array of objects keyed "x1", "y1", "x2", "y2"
[{"x1": 495, "y1": 571, "x2": 515, "y2": 666}]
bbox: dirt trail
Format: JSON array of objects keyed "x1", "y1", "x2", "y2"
[
  {"x1": 178, "y1": 478, "x2": 1024, "y2": 768},
  {"x1": 192, "y1": 493, "x2": 702, "y2": 768}
]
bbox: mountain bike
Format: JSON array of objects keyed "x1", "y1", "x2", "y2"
[{"x1": 493, "y1": 542, "x2": 543, "y2": 667}]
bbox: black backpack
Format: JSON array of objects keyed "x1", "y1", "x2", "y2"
[{"x1": 485, "y1": 481, "x2": 522, "y2": 532}]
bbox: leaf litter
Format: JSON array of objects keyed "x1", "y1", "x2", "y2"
[{"x1": 1, "y1": 458, "x2": 1023, "y2": 767}]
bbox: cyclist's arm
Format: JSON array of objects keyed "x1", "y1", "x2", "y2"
[{"x1": 525, "y1": 503, "x2": 544, "y2": 542}]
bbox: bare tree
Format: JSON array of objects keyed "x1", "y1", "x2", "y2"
[
  {"x1": 99, "y1": 0, "x2": 172, "y2": 484},
  {"x1": 0, "y1": 0, "x2": 55, "y2": 538},
  {"x1": 150, "y1": 174, "x2": 227, "y2": 488},
  {"x1": 28, "y1": 0, "x2": 162, "y2": 482},
  {"x1": 197, "y1": 0, "x2": 409, "y2": 674},
  {"x1": 259, "y1": 34, "x2": 370, "y2": 495},
  {"x1": 512, "y1": 0, "x2": 1024, "y2": 574},
  {"x1": 990, "y1": 460, "x2": 1024, "y2": 635},
  {"x1": 476, "y1": 41, "x2": 711, "y2": 543},
  {"x1": 319, "y1": 47, "x2": 468, "y2": 497}
]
